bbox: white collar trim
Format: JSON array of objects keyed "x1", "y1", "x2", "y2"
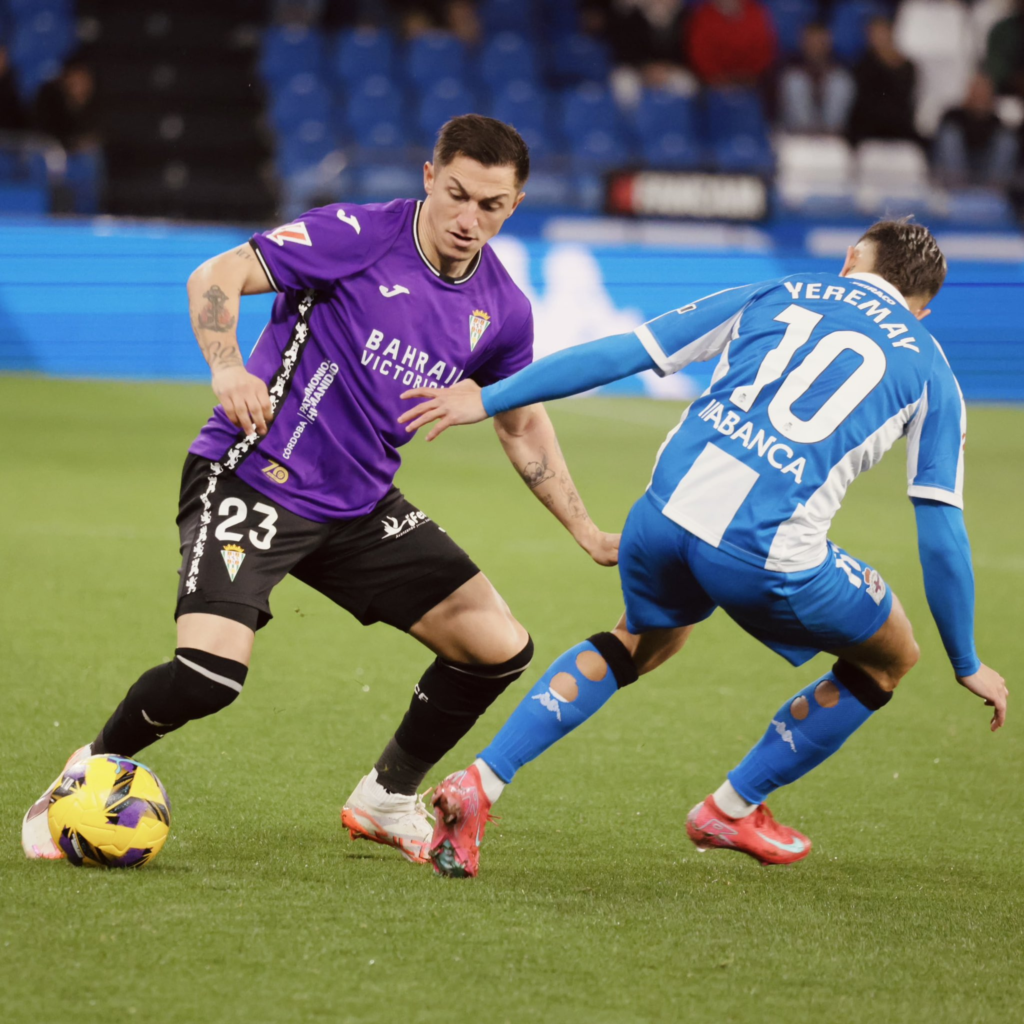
[
  {"x1": 413, "y1": 201, "x2": 481, "y2": 285},
  {"x1": 848, "y1": 272, "x2": 909, "y2": 309}
]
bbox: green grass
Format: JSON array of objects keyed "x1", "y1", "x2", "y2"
[{"x1": 1, "y1": 376, "x2": 1022, "y2": 1024}]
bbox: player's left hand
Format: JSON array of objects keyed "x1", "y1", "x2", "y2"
[
  {"x1": 956, "y1": 662, "x2": 1008, "y2": 731},
  {"x1": 399, "y1": 379, "x2": 487, "y2": 441},
  {"x1": 579, "y1": 526, "x2": 621, "y2": 567}
]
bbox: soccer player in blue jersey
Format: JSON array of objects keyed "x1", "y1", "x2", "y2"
[
  {"x1": 399, "y1": 219, "x2": 1009, "y2": 876},
  {"x1": 21, "y1": 115, "x2": 619, "y2": 864}
]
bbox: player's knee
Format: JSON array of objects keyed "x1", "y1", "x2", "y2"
[
  {"x1": 128, "y1": 648, "x2": 248, "y2": 728},
  {"x1": 833, "y1": 660, "x2": 894, "y2": 709}
]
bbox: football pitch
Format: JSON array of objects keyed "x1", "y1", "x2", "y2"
[{"x1": 1, "y1": 375, "x2": 1021, "y2": 1024}]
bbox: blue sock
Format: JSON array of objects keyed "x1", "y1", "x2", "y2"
[
  {"x1": 727, "y1": 665, "x2": 890, "y2": 805},
  {"x1": 480, "y1": 633, "x2": 638, "y2": 783}
]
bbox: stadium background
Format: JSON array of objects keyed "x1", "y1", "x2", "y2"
[{"x1": 1, "y1": 2, "x2": 1022, "y2": 1024}]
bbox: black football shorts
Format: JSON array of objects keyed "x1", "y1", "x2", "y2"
[{"x1": 174, "y1": 454, "x2": 480, "y2": 632}]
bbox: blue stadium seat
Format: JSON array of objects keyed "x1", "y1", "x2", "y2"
[
  {"x1": 705, "y1": 89, "x2": 773, "y2": 172},
  {"x1": 546, "y1": 33, "x2": 611, "y2": 87},
  {"x1": 561, "y1": 82, "x2": 622, "y2": 143},
  {"x1": 343, "y1": 75, "x2": 406, "y2": 150},
  {"x1": 269, "y1": 73, "x2": 333, "y2": 134},
  {"x1": 7, "y1": 0, "x2": 73, "y2": 21},
  {"x1": 417, "y1": 78, "x2": 478, "y2": 146},
  {"x1": 277, "y1": 120, "x2": 337, "y2": 177},
  {"x1": 635, "y1": 90, "x2": 702, "y2": 169},
  {"x1": 332, "y1": 27, "x2": 395, "y2": 85},
  {"x1": 11, "y1": 9, "x2": 76, "y2": 67},
  {"x1": 764, "y1": 0, "x2": 816, "y2": 56},
  {"x1": 406, "y1": 32, "x2": 467, "y2": 90},
  {"x1": 829, "y1": 0, "x2": 885, "y2": 64},
  {"x1": 491, "y1": 81, "x2": 552, "y2": 157},
  {"x1": 260, "y1": 25, "x2": 326, "y2": 83},
  {"x1": 479, "y1": 0, "x2": 537, "y2": 35},
  {"x1": 478, "y1": 32, "x2": 538, "y2": 91},
  {"x1": 567, "y1": 126, "x2": 632, "y2": 168}
]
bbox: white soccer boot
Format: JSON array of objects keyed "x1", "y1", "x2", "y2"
[
  {"x1": 341, "y1": 769, "x2": 433, "y2": 864},
  {"x1": 22, "y1": 743, "x2": 93, "y2": 859}
]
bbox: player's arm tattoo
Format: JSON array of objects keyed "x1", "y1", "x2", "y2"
[
  {"x1": 196, "y1": 284, "x2": 237, "y2": 333},
  {"x1": 515, "y1": 450, "x2": 556, "y2": 490}
]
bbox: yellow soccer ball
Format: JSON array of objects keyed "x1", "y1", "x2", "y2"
[{"x1": 47, "y1": 755, "x2": 171, "y2": 868}]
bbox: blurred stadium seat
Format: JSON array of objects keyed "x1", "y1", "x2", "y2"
[
  {"x1": 634, "y1": 90, "x2": 702, "y2": 169},
  {"x1": 332, "y1": 27, "x2": 395, "y2": 86},
  {"x1": 705, "y1": 89, "x2": 773, "y2": 173},
  {"x1": 406, "y1": 32, "x2": 467, "y2": 90},
  {"x1": 478, "y1": 32, "x2": 537, "y2": 90},
  {"x1": 764, "y1": 0, "x2": 816, "y2": 56},
  {"x1": 260, "y1": 24, "x2": 325, "y2": 83},
  {"x1": 417, "y1": 78, "x2": 479, "y2": 146},
  {"x1": 829, "y1": 0, "x2": 885, "y2": 64}
]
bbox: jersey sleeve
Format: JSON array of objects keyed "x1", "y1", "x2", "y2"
[
  {"x1": 470, "y1": 305, "x2": 534, "y2": 388},
  {"x1": 905, "y1": 340, "x2": 966, "y2": 509},
  {"x1": 634, "y1": 281, "x2": 768, "y2": 377},
  {"x1": 249, "y1": 204, "x2": 395, "y2": 293}
]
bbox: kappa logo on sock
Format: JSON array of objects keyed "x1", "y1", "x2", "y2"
[
  {"x1": 772, "y1": 718, "x2": 797, "y2": 753},
  {"x1": 532, "y1": 689, "x2": 566, "y2": 722}
]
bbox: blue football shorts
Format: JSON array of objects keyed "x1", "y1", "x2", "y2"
[{"x1": 619, "y1": 493, "x2": 894, "y2": 666}]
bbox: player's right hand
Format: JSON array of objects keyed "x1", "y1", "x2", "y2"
[
  {"x1": 212, "y1": 366, "x2": 273, "y2": 438},
  {"x1": 399, "y1": 379, "x2": 487, "y2": 441},
  {"x1": 956, "y1": 663, "x2": 1008, "y2": 731}
]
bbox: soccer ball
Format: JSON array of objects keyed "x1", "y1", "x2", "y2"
[{"x1": 47, "y1": 755, "x2": 171, "y2": 868}]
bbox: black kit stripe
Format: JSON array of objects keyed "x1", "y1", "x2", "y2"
[
  {"x1": 249, "y1": 238, "x2": 280, "y2": 292},
  {"x1": 183, "y1": 289, "x2": 317, "y2": 597}
]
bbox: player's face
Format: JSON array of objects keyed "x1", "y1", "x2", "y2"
[{"x1": 422, "y1": 156, "x2": 525, "y2": 267}]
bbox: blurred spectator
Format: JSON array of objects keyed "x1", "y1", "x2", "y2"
[
  {"x1": 446, "y1": 0, "x2": 482, "y2": 46},
  {"x1": 777, "y1": 22, "x2": 854, "y2": 133},
  {"x1": 984, "y1": 0, "x2": 1024, "y2": 96},
  {"x1": 846, "y1": 16, "x2": 920, "y2": 146},
  {"x1": 32, "y1": 54, "x2": 104, "y2": 214},
  {"x1": 894, "y1": 0, "x2": 973, "y2": 136},
  {"x1": 594, "y1": 0, "x2": 697, "y2": 105},
  {"x1": 933, "y1": 72, "x2": 1019, "y2": 184},
  {"x1": 686, "y1": 0, "x2": 777, "y2": 88},
  {"x1": 32, "y1": 54, "x2": 100, "y2": 151},
  {"x1": 0, "y1": 45, "x2": 29, "y2": 133}
]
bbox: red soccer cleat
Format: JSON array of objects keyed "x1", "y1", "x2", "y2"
[
  {"x1": 428, "y1": 764, "x2": 493, "y2": 878},
  {"x1": 685, "y1": 794, "x2": 812, "y2": 866}
]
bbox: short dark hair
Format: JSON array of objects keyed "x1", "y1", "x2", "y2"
[
  {"x1": 858, "y1": 218, "x2": 947, "y2": 300},
  {"x1": 433, "y1": 114, "x2": 530, "y2": 187}
]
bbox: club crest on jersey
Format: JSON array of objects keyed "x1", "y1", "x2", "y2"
[
  {"x1": 262, "y1": 459, "x2": 289, "y2": 484},
  {"x1": 469, "y1": 310, "x2": 491, "y2": 350},
  {"x1": 863, "y1": 567, "x2": 887, "y2": 605},
  {"x1": 221, "y1": 544, "x2": 246, "y2": 582},
  {"x1": 266, "y1": 221, "x2": 312, "y2": 247}
]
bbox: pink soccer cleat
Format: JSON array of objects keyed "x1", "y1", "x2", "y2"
[
  {"x1": 685, "y1": 794, "x2": 812, "y2": 866},
  {"x1": 21, "y1": 743, "x2": 93, "y2": 860},
  {"x1": 429, "y1": 764, "x2": 493, "y2": 878}
]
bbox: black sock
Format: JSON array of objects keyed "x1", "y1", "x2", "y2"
[
  {"x1": 373, "y1": 738, "x2": 435, "y2": 797},
  {"x1": 375, "y1": 638, "x2": 534, "y2": 796},
  {"x1": 95, "y1": 649, "x2": 247, "y2": 757}
]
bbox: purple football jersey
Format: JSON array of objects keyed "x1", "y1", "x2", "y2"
[{"x1": 190, "y1": 199, "x2": 534, "y2": 521}]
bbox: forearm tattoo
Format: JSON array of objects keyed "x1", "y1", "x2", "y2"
[
  {"x1": 196, "y1": 284, "x2": 237, "y2": 333},
  {"x1": 516, "y1": 450, "x2": 556, "y2": 490}
]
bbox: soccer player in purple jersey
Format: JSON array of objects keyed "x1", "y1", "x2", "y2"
[{"x1": 22, "y1": 115, "x2": 618, "y2": 864}]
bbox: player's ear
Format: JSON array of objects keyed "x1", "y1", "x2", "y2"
[
  {"x1": 423, "y1": 161, "x2": 435, "y2": 194},
  {"x1": 913, "y1": 307, "x2": 932, "y2": 322},
  {"x1": 838, "y1": 245, "x2": 856, "y2": 277},
  {"x1": 508, "y1": 191, "x2": 526, "y2": 217}
]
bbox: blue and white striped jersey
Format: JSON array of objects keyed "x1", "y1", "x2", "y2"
[{"x1": 637, "y1": 272, "x2": 967, "y2": 572}]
